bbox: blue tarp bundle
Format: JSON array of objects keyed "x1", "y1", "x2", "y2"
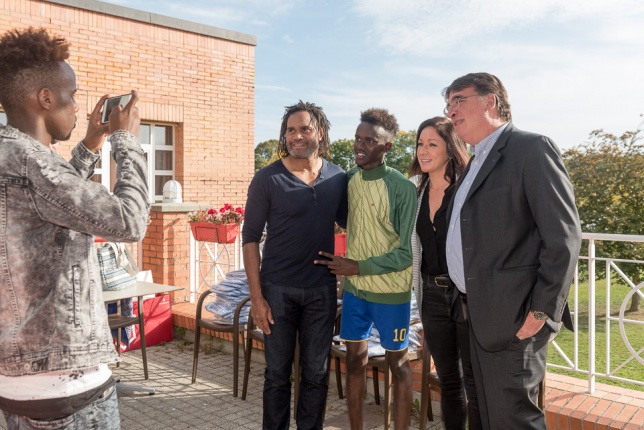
[{"x1": 204, "y1": 269, "x2": 251, "y2": 325}]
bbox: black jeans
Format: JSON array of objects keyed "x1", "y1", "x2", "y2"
[
  {"x1": 422, "y1": 278, "x2": 481, "y2": 430},
  {"x1": 261, "y1": 281, "x2": 337, "y2": 430}
]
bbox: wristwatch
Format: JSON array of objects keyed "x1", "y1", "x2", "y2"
[{"x1": 531, "y1": 310, "x2": 548, "y2": 321}]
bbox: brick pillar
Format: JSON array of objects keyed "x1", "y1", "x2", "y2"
[{"x1": 144, "y1": 203, "x2": 205, "y2": 303}]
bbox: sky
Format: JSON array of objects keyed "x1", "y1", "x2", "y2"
[{"x1": 101, "y1": 0, "x2": 644, "y2": 150}]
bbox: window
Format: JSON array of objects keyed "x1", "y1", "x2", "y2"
[
  {"x1": 92, "y1": 123, "x2": 175, "y2": 202},
  {"x1": 1, "y1": 113, "x2": 174, "y2": 202}
]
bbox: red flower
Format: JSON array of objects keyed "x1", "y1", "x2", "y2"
[{"x1": 189, "y1": 203, "x2": 244, "y2": 225}]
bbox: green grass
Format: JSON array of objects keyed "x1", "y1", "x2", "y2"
[{"x1": 547, "y1": 278, "x2": 644, "y2": 392}]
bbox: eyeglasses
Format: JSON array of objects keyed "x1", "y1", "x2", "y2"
[{"x1": 443, "y1": 94, "x2": 480, "y2": 116}]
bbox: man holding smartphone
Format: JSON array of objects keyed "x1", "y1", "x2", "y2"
[{"x1": 0, "y1": 27, "x2": 149, "y2": 429}]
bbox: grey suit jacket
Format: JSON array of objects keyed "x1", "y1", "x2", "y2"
[{"x1": 448, "y1": 123, "x2": 582, "y2": 352}]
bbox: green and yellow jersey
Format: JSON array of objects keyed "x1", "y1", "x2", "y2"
[{"x1": 344, "y1": 163, "x2": 417, "y2": 305}]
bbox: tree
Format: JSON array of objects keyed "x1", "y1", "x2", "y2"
[
  {"x1": 387, "y1": 130, "x2": 417, "y2": 177},
  {"x1": 254, "y1": 139, "x2": 279, "y2": 172},
  {"x1": 327, "y1": 139, "x2": 355, "y2": 171},
  {"x1": 563, "y1": 128, "x2": 644, "y2": 311}
]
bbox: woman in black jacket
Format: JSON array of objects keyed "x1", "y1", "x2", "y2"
[{"x1": 410, "y1": 116, "x2": 481, "y2": 430}]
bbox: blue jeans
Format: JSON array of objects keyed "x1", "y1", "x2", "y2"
[
  {"x1": 421, "y1": 280, "x2": 481, "y2": 430},
  {"x1": 261, "y1": 281, "x2": 337, "y2": 430},
  {"x1": 3, "y1": 385, "x2": 120, "y2": 430}
]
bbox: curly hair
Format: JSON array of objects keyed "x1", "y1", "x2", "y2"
[
  {"x1": 408, "y1": 116, "x2": 470, "y2": 194},
  {"x1": 359, "y1": 108, "x2": 399, "y2": 139},
  {"x1": 0, "y1": 27, "x2": 70, "y2": 111},
  {"x1": 442, "y1": 72, "x2": 512, "y2": 122},
  {"x1": 278, "y1": 100, "x2": 331, "y2": 158}
]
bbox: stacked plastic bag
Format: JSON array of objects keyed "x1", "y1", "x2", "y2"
[{"x1": 204, "y1": 269, "x2": 251, "y2": 325}]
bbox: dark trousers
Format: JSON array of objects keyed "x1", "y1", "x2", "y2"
[
  {"x1": 261, "y1": 282, "x2": 337, "y2": 430},
  {"x1": 469, "y1": 320, "x2": 550, "y2": 430},
  {"x1": 421, "y1": 280, "x2": 481, "y2": 430}
]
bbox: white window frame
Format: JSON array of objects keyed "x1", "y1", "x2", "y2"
[
  {"x1": 93, "y1": 122, "x2": 175, "y2": 202},
  {"x1": 2, "y1": 114, "x2": 175, "y2": 202}
]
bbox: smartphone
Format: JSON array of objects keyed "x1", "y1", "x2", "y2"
[{"x1": 101, "y1": 94, "x2": 132, "y2": 124}]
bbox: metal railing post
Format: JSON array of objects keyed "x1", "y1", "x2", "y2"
[
  {"x1": 587, "y1": 238, "x2": 596, "y2": 393},
  {"x1": 189, "y1": 229, "x2": 196, "y2": 303}
]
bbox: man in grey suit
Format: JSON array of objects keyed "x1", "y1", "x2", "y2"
[{"x1": 444, "y1": 72, "x2": 582, "y2": 429}]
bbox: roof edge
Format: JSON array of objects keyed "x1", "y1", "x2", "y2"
[{"x1": 44, "y1": 0, "x2": 257, "y2": 46}]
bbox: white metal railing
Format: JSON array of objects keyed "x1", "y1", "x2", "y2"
[
  {"x1": 184, "y1": 229, "x2": 644, "y2": 392},
  {"x1": 547, "y1": 233, "x2": 644, "y2": 393},
  {"x1": 188, "y1": 231, "x2": 243, "y2": 303}
]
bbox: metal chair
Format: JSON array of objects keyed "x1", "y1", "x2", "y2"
[
  {"x1": 99, "y1": 238, "x2": 150, "y2": 379},
  {"x1": 191, "y1": 290, "x2": 249, "y2": 398},
  {"x1": 331, "y1": 307, "x2": 425, "y2": 430},
  {"x1": 418, "y1": 347, "x2": 441, "y2": 429},
  {"x1": 108, "y1": 306, "x2": 148, "y2": 379}
]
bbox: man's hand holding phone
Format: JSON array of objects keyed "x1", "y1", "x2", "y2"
[
  {"x1": 106, "y1": 90, "x2": 140, "y2": 137},
  {"x1": 82, "y1": 90, "x2": 141, "y2": 153},
  {"x1": 82, "y1": 94, "x2": 110, "y2": 152}
]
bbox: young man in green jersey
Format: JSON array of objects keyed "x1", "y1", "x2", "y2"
[{"x1": 316, "y1": 108, "x2": 417, "y2": 430}]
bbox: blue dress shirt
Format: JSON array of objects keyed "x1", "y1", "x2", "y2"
[{"x1": 446, "y1": 123, "x2": 509, "y2": 293}]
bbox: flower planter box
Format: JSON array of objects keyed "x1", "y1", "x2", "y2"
[
  {"x1": 190, "y1": 222, "x2": 240, "y2": 243},
  {"x1": 334, "y1": 233, "x2": 346, "y2": 256}
]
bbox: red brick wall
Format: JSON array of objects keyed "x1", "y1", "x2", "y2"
[
  {"x1": 145, "y1": 209, "x2": 193, "y2": 296},
  {"x1": 2, "y1": 0, "x2": 255, "y2": 293},
  {"x1": 1, "y1": 0, "x2": 255, "y2": 207}
]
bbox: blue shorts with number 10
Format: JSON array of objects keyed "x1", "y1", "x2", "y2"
[{"x1": 340, "y1": 290, "x2": 411, "y2": 351}]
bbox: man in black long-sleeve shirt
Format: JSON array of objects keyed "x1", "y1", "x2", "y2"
[{"x1": 242, "y1": 101, "x2": 347, "y2": 430}]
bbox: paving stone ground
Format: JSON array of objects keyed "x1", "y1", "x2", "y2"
[{"x1": 1, "y1": 340, "x2": 444, "y2": 429}]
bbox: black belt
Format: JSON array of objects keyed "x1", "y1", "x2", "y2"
[
  {"x1": 422, "y1": 273, "x2": 455, "y2": 288},
  {"x1": 0, "y1": 376, "x2": 115, "y2": 420}
]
